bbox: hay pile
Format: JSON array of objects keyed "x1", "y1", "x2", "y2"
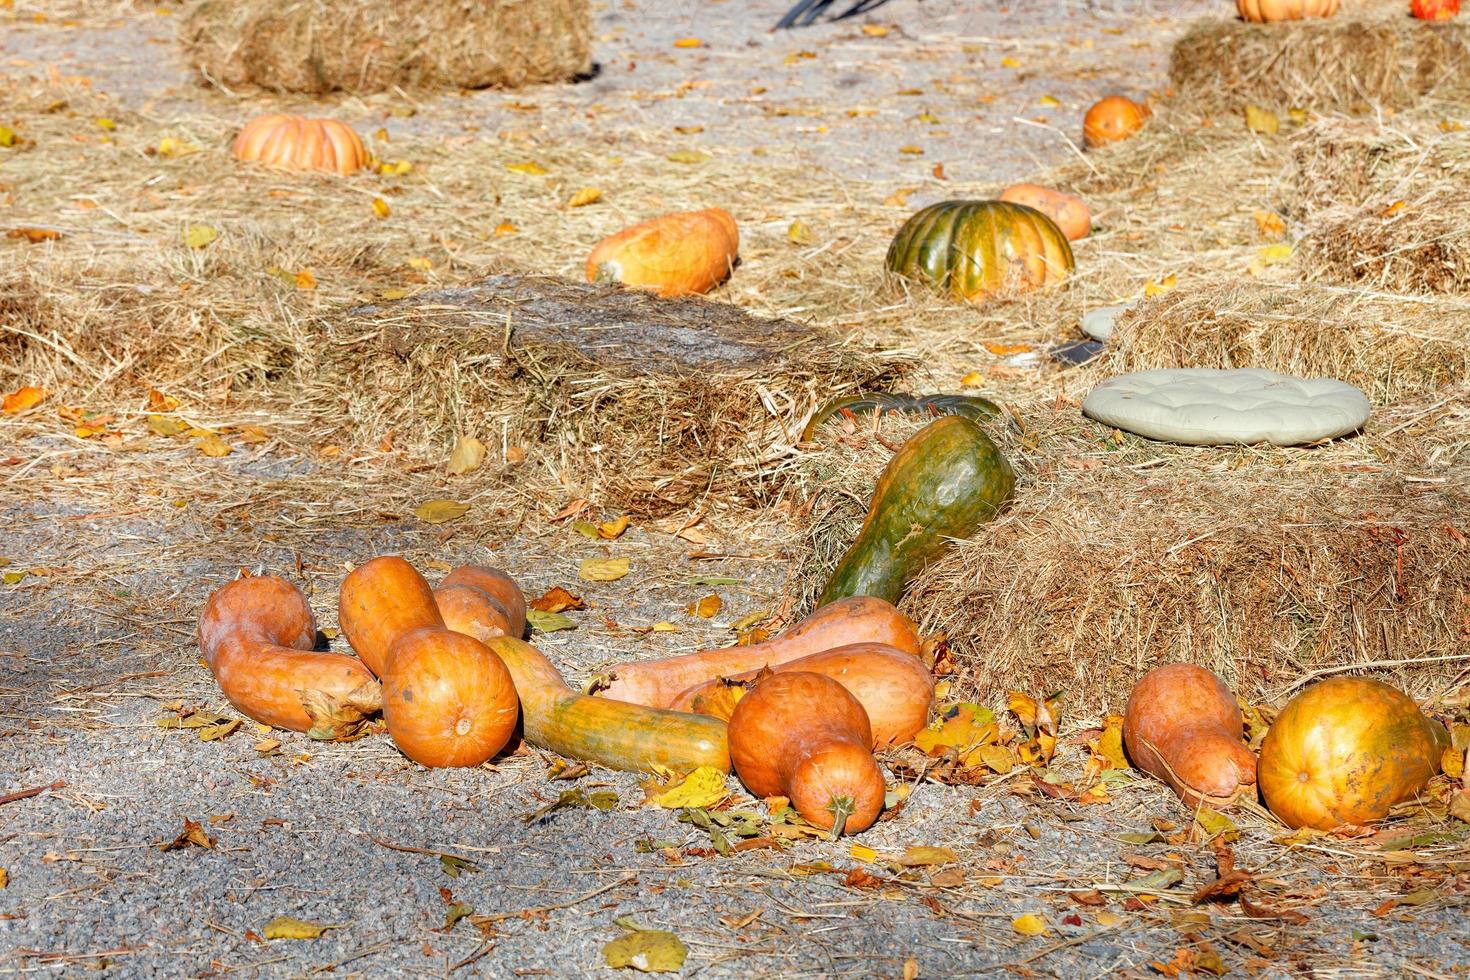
[
  {"x1": 1102, "y1": 281, "x2": 1470, "y2": 404},
  {"x1": 319, "y1": 275, "x2": 915, "y2": 515},
  {"x1": 1169, "y1": 13, "x2": 1470, "y2": 113},
  {"x1": 180, "y1": 0, "x2": 591, "y2": 94}
]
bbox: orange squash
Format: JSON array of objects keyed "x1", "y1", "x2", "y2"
[
  {"x1": 440, "y1": 565, "x2": 527, "y2": 638},
  {"x1": 728, "y1": 672, "x2": 885, "y2": 836},
  {"x1": 998, "y1": 183, "x2": 1091, "y2": 241},
  {"x1": 436, "y1": 584, "x2": 731, "y2": 772},
  {"x1": 1410, "y1": 0, "x2": 1458, "y2": 19},
  {"x1": 1123, "y1": 664, "x2": 1258, "y2": 808},
  {"x1": 668, "y1": 643, "x2": 934, "y2": 747},
  {"x1": 232, "y1": 114, "x2": 370, "y2": 176},
  {"x1": 339, "y1": 556, "x2": 444, "y2": 676},
  {"x1": 1258, "y1": 678, "x2": 1446, "y2": 830},
  {"x1": 1083, "y1": 96, "x2": 1149, "y2": 148},
  {"x1": 1236, "y1": 0, "x2": 1338, "y2": 22},
  {"x1": 197, "y1": 575, "x2": 379, "y2": 737},
  {"x1": 593, "y1": 596, "x2": 921, "y2": 708},
  {"x1": 381, "y1": 627, "x2": 519, "y2": 768},
  {"x1": 586, "y1": 208, "x2": 739, "y2": 297}
]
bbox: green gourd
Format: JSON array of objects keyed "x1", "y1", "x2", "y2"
[
  {"x1": 818, "y1": 416, "x2": 1016, "y2": 606},
  {"x1": 800, "y1": 392, "x2": 1001, "y2": 442},
  {"x1": 886, "y1": 200, "x2": 1073, "y2": 305}
]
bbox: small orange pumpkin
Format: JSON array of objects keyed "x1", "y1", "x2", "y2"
[
  {"x1": 998, "y1": 183, "x2": 1091, "y2": 241},
  {"x1": 381, "y1": 627, "x2": 519, "y2": 768},
  {"x1": 1236, "y1": 0, "x2": 1339, "y2": 22},
  {"x1": 1083, "y1": 96, "x2": 1149, "y2": 148},
  {"x1": 1258, "y1": 677, "x2": 1446, "y2": 830},
  {"x1": 586, "y1": 208, "x2": 739, "y2": 297},
  {"x1": 1410, "y1": 0, "x2": 1458, "y2": 19},
  {"x1": 232, "y1": 114, "x2": 370, "y2": 176}
]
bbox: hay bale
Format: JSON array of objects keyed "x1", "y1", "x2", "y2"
[
  {"x1": 1169, "y1": 15, "x2": 1470, "y2": 113},
  {"x1": 181, "y1": 0, "x2": 591, "y2": 94},
  {"x1": 790, "y1": 402, "x2": 1470, "y2": 713},
  {"x1": 320, "y1": 274, "x2": 915, "y2": 514},
  {"x1": 1102, "y1": 281, "x2": 1470, "y2": 404},
  {"x1": 1299, "y1": 202, "x2": 1470, "y2": 294}
]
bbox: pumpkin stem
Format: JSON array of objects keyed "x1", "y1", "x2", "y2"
[{"x1": 827, "y1": 796, "x2": 855, "y2": 840}]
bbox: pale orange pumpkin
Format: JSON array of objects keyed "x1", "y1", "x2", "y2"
[
  {"x1": 586, "y1": 208, "x2": 739, "y2": 297},
  {"x1": 1258, "y1": 678, "x2": 1447, "y2": 830},
  {"x1": 1083, "y1": 96, "x2": 1149, "y2": 148},
  {"x1": 998, "y1": 183, "x2": 1091, "y2": 241},
  {"x1": 232, "y1": 114, "x2": 370, "y2": 176},
  {"x1": 1236, "y1": 0, "x2": 1339, "y2": 21}
]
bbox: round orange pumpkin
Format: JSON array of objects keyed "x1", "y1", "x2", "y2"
[
  {"x1": 232, "y1": 114, "x2": 370, "y2": 176},
  {"x1": 998, "y1": 183, "x2": 1091, "y2": 241},
  {"x1": 1236, "y1": 0, "x2": 1338, "y2": 22},
  {"x1": 381, "y1": 627, "x2": 519, "y2": 768},
  {"x1": 1258, "y1": 677, "x2": 1446, "y2": 830},
  {"x1": 1083, "y1": 96, "x2": 1149, "y2": 148},
  {"x1": 586, "y1": 208, "x2": 739, "y2": 297}
]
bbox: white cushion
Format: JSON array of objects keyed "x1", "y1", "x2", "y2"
[
  {"x1": 1082, "y1": 368, "x2": 1371, "y2": 446},
  {"x1": 1081, "y1": 303, "x2": 1131, "y2": 342}
]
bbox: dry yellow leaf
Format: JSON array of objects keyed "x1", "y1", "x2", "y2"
[
  {"x1": 580, "y1": 557, "x2": 630, "y2": 582},
  {"x1": 861, "y1": 24, "x2": 889, "y2": 36},
  {"x1": 974, "y1": 744, "x2": 1014, "y2": 774},
  {"x1": 1253, "y1": 210, "x2": 1287, "y2": 241},
  {"x1": 1095, "y1": 713, "x2": 1129, "y2": 770},
  {"x1": 787, "y1": 219, "x2": 813, "y2": 244},
  {"x1": 1143, "y1": 274, "x2": 1177, "y2": 297},
  {"x1": 447, "y1": 436, "x2": 486, "y2": 475},
  {"x1": 688, "y1": 594, "x2": 722, "y2": 618},
  {"x1": 1000, "y1": 56, "x2": 1021, "y2": 68},
  {"x1": 0, "y1": 868, "x2": 7, "y2": 888},
  {"x1": 597, "y1": 515, "x2": 630, "y2": 540},
  {"x1": 568, "y1": 187, "x2": 603, "y2": 208},
  {"x1": 3, "y1": 386, "x2": 45, "y2": 414},
  {"x1": 294, "y1": 268, "x2": 317, "y2": 290},
  {"x1": 493, "y1": 221, "x2": 519, "y2": 236},
  {"x1": 849, "y1": 843, "x2": 878, "y2": 862},
  {"x1": 667, "y1": 150, "x2": 711, "y2": 164},
  {"x1": 407, "y1": 256, "x2": 432, "y2": 271},
  {"x1": 506, "y1": 161, "x2": 547, "y2": 175},
  {"x1": 653, "y1": 766, "x2": 728, "y2": 808},
  {"x1": 1011, "y1": 914, "x2": 1048, "y2": 936},
  {"x1": 1243, "y1": 104, "x2": 1279, "y2": 135},
  {"x1": 183, "y1": 224, "x2": 217, "y2": 249},
  {"x1": 1039, "y1": 95, "x2": 1061, "y2": 107},
  {"x1": 195, "y1": 435, "x2": 232, "y2": 458},
  {"x1": 649, "y1": 621, "x2": 681, "y2": 632},
  {"x1": 898, "y1": 846, "x2": 958, "y2": 867},
  {"x1": 1095, "y1": 910, "x2": 1125, "y2": 928},
  {"x1": 899, "y1": 145, "x2": 924, "y2": 155},
  {"x1": 1440, "y1": 744, "x2": 1463, "y2": 781},
  {"x1": 674, "y1": 37, "x2": 703, "y2": 48},
  {"x1": 263, "y1": 916, "x2": 336, "y2": 940},
  {"x1": 415, "y1": 498, "x2": 469, "y2": 523},
  {"x1": 371, "y1": 197, "x2": 391, "y2": 219}
]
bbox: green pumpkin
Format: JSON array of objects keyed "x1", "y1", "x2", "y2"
[
  {"x1": 818, "y1": 415, "x2": 1016, "y2": 606},
  {"x1": 886, "y1": 200, "x2": 1074, "y2": 304}
]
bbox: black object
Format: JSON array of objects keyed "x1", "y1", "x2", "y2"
[
  {"x1": 1048, "y1": 339, "x2": 1107, "y2": 366},
  {"x1": 776, "y1": 0, "x2": 896, "y2": 29}
]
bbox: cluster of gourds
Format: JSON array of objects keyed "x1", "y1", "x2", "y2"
[
  {"x1": 197, "y1": 558, "x2": 939, "y2": 836},
  {"x1": 1124, "y1": 663, "x2": 1449, "y2": 831}
]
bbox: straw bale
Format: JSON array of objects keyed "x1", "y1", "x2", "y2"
[
  {"x1": 1169, "y1": 14, "x2": 1470, "y2": 113},
  {"x1": 180, "y1": 0, "x2": 591, "y2": 95},
  {"x1": 319, "y1": 275, "x2": 915, "y2": 515}
]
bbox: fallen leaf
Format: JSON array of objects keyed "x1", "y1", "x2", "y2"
[
  {"x1": 183, "y1": 224, "x2": 218, "y2": 249},
  {"x1": 506, "y1": 161, "x2": 547, "y2": 175},
  {"x1": 371, "y1": 197, "x2": 391, "y2": 218},
  {"x1": 1000, "y1": 57, "x2": 1021, "y2": 68},
  {"x1": 787, "y1": 219, "x2": 813, "y2": 244},
  {"x1": 652, "y1": 766, "x2": 730, "y2": 809},
  {"x1": 1243, "y1": 104, "x2": 1279, "y2": 135},
  {"x1": 7, "y1": 227, "x2": 61, "y2": 243},
  {"x1": 160, "y1": 818, "x2": 215, "y2": 851},
  {"x1": 493, "y1": 221, "x2": 519, "y2": 236},
  {"x1": 447, "y1": 436, "x2": 486, "y2": 476},
  {"x1": 263, "y1": 916, "x2": 337, "y2": 940},
  {"x1": 1144, "y1": 274, "x2": 1177, "y2": 297},
  {"x1": 580, "y1": 557, "x2": 630, "y2": 582},
  {"x1": 3, "y1": 386, "x2": 45, "y2": 414},
  {"x1": 861, "y1": 24, "x2": 889, "y2": 36},
  {"x1": 415, "y1": 499, "x2": 469, "y2": 524},
  {"x1": 603, "y1": 917, "x2": 688, "y2": 972},
  {"x1": 897, "y1": 846, "x2": 958, "y2": 867},
  {"x1": 0, "y1": 868, "x2": 7, "y2": 888},
  {"x1": 1253, "y1": 210, "x2": 1286, "y2": 241},
  {"x1": 1011, "y1": 913, "x2": 1048, "y2": 936},
  {"x1": 443, "y1": 902, "x2": 474, "y2": 931},
  {"x1": 526, "y1": 609, "x2": 577, "y2": 633},
  {"x1": 673, "y1": 37, "x2": 703, "y2": 48},
  {"x1": 666, "y1": 150, "x2": 711, "y2": 164},
  {"x1": 1094, "y1": 713, "x2": 1129, "y2": 770},
  {"x1": 531, "y1": 586, "x2": 585, "y2": 613},
  {"x1": 687, "y1": 594, "x2": 722, "y2": 619},
  {"x1": 195, "y1": 434, "x2": 232, "y2": 457},
  {"x1": 850, "y1": 843, "x2": 878, "y2": 862},
  {"x1": 1193, "y1": 807, "x2": 1239, "y2": 842},
  {"x1": 568, "y1": 187, "x2": 603, "y2": 208},
  {"x1": 597, "y1": 515, "x2": 630, "y2": 540}
]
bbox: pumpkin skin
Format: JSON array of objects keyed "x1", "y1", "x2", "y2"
[
  {"x1": 436, "y1": 584, "x2": 731, "y2": 772},
  {"x1": 728, "y1": 672, "x2": 886, "y2": 835},
  {"x1": 819, "y1": 416, "x2": 1016, "y2": 607},
  {"x1": 1236, "y1": 0, "x2": 1339, "y2": 22},
  {"x1": 594, "y1": 595, "x2": 922, "y2": 708},
  {"x1": 1258, "y1": 678, "x2": 1445, "y2": 830},
  {"x1": 1411, "y1": 0, "x2": 1458, "y2": 19},
  {"x1": 197, "y1": 575, "x2": 380, "y2": 737},
  {"x1": 668, "y1": 642, "x2": 934, "y2": 747},
  {"x1": 998, "y1": 183, "x2": 1091, "y2": 241},
  {"x1": 232, "y1": 114, "x2": 370, "y2": 176},
  {"x1": 1123, "y1": 664, "x2": 1258, "y2": 808},
  {"x1": 381, "y1": 627, "x2": 519, "y2": 768},
  {"x1": 587, "y1": 208, "x2": 739, "y2": 297},
  {"x1": 886, "y1": 200, "x2": 1073, "y2": 305},
  {"x1": 441, "y1": 565, "x2": 527, "y2": 638},
  {"x1": 1083, "y1": 96, "x2": 1150, "y2": 147},
  {"x1": 339, "y1": 556, "x2": 444, "y2": 677}
]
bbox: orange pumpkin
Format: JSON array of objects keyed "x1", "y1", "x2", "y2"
[
  {"x1": 1083, "y1": 96, "x2": 1149, "y2": 148},
  {"x1": 586, "y1": 208, "x2": 739, "y2": 297},
  {"x1": 339, "y1": 556, "x2": 444, "y2": 677},
  {"x1": 232, "y1": 114, "x2": 370, "y2": 176},
  {"x1": 1411, "y1": 0, "x2": 1458, "y2": 19},
  {"x1": 381, "y1": 627, "x2": 520, "y2": 768},
  {"x1": 1236, "y1": 0, "x2": 1338, "y2": 21},
  {"x1": 998, "y1": 184, "x2": 1091, "y2": 241},
  {"x1": 1258, "y1": 678, "x2": 1446, "y2": 830}
]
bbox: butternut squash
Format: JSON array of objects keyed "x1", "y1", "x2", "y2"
[{"x1": 339, "y1": 556, "x2": 443, "y2": 676}]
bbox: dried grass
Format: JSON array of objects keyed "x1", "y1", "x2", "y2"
[
  {"x1": 179, "y1": 0, "x2": 591, "y2": 95},
  {"x1": 1169, "y1": 13, "x2": 1470, "y2": 113}
]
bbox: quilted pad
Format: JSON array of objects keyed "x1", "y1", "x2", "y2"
[
  {"x1": 1082, "y1": 367, "x2": 1371, "y2": 446},
  {"x1": 1081, "y1": 303, "x2": 1131, "y2": 342}
]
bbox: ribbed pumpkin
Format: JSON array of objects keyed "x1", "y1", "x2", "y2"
[
  {"x1": 586, "y1": 208, "x2": 739, "y2": 297},
  {"x1": 1082, "y1": 96, "x2": 1149, "y2": 148},
  {"x1": 886, "y1": 200, "x2": 1073, "y2": 305},
  {"x1": 1236, "y1": 0, "x2": 1338, "y2": 21},
  {"x1": 998, "y1": 184, "x2": 1091, "y2": 241},
  {"x1": 232, "y1": 114, "x2": 370, "y2": 176},
  {"x1": 1258, "y1": 678, "x2": 1446, "y2": 830}
]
